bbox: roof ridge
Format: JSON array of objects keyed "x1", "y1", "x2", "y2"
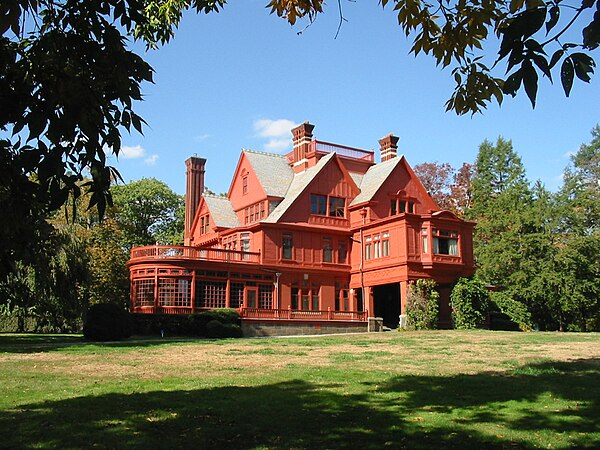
[{"x1": 242, "y1": 148, "x2": 288, "y2": 158}]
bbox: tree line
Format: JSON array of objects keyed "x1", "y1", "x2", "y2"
[{"x1": 0, "y1": 178, "x2": 183, "y2": 332}]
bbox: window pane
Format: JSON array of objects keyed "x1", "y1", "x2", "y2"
[
  {"x1": 329, "y1": 196, "x2": 345, "y2": 217},
  {"x1": 323, "y1": 237, "x2": 333, "y2": 263},
  {"x1": 338, "y1": 242, "x2": 347, "y2": 263},
  {"x1": 311, "y1": 194, "x2": 327, "y2": 215},
  {"x1": 283, "y1": 233, "x2": 293, "y2": 259}
]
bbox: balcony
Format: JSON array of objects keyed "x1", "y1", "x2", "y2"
[{"x1": 130, "y1": 245, "x2": 261, "y2": 264}]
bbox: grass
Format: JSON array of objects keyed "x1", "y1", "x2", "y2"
[{"x1": 0, "y1": 331, "x2": 599, "y2": 449}]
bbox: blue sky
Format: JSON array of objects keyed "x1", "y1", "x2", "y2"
[{"x1": 112, "y1": 0, "x2": 599, "y2": 196}]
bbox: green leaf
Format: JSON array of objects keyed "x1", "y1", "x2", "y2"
[
  {"x1": 571, "y1": 52, "x2": 596, "y2": 82},
  {"x1": 561, "y1": 57, "x2": 575, "y2": 96},
  {"x1": 545, "y1": 5, "x2": 560, "y2": 34},
  {"x1": 549, "y1": 49, "x2": 564, "y2": 68},
  {"x1": 522, "y1": 60, "x2": 539, "y2": 107}
]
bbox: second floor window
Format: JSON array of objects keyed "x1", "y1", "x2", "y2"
[
  {"x1": 432, "y1": 229, "x2": 459, "y2": 256},
  {"x1": 323, "y1": 237, "x2": 333, "y2": 263},
  {"x1": 338, "y1": 241, "x2": 348, "y2": 264},
  {"x1": 282, "y1": 233, "x2": 293, "y2": 259},
  {"x1": 329, "y1": 196, "x2": 345, "y2": 217}
]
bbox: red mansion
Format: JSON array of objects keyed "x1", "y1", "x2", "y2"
[{"x1": 128, "y1": 122, "x2": 475, "y2": 335}]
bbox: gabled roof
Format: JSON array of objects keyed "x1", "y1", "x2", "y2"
[
  {"x1": 263, "y1": 152, "x2": 337, "y2": 223},
  {"x1": 350, "y1": 156, "x2": 403, "y2": 206},
  {"x1": 243, "y1": 150, "x2": 294, "y2": 198},
  {"x1": 204, "y1": 195, "x2": 240, "y2": 228}
]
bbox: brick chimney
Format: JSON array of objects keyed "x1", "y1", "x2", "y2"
[
  {"x1": 379, "y1": 134, "x2": 399, "y2": 162},
  {"x1": 184, "y1": 156, "x2": 206, "y2": 244},
  {"x1": 291, "y1": 121, "x2": 315, "y2": 172}
]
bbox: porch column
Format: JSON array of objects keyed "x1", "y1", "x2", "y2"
[
  {"x1": 190, "y1": 270, "x2": 196, "y2": 313},
  {"x1": 366, "y1": 286, "x2": 374, "y2": 317},
  {"x1": 225, "y1": 278, "x2": 231, "y2": 308}
]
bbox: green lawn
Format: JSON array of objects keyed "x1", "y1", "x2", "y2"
[{"x1": 1, "y1": 331, "x2": 599, "y2": 449}]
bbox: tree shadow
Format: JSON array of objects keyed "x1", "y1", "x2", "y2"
[
  {"x1": 2, "y1": 359, "x2": 599, "y2": 449},
  {"x1": 0, "y1": 334, "x2": 209, "y2": 354}
]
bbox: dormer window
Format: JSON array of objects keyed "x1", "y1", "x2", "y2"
[
  {"x1": 200, "y1": 215, "x2": 209, "y2": 234},
  {"x1": 242, "y1": 176, "x2": 248, "y2": 195},
  {"x1": 390, "y1": 197, "x2": 415, "y2": 215}
]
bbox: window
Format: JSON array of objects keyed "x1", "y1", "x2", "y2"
[
  {"x1": 391, "y1": 199, "x2": 415, "y2": 216},
  {"x1": 260, "y1": 201, "x2": 265, "y2": 219},
  {"x1": 241, "y1": 233, "x2": 251, "y2": 259},
  {"x1": 328, "y1": 196, "x2": 345, "y2": 217},
  {"x1": 242, "y1": 176, "x2": 248, "y2": 194},
  {"x1": 323, "y1": 237, "x2": 333, "y2": 263},
  {"x1": 200, "y1": 215, "x2": 209, "y2": 234},
  {"x1": 338, "y1": 241, "x2": 348, "y2": 264},
  {"x1": 292, "y1": 285, "x2": 320, "y2": 310},
  {"x1": 421, "y1": 228, "x2": 428, "y2": 253},
  {"x1": 282, "y1": 233, "x2": 293, "y2": 259},
  {"x1": 259, "y1": 284, "x2": 273, "y2": 309},
  {"x1": 196, "y1": 280, "x2": 226, "y2": 308},
  {"x1": 311, "y1": 194, "x2": 345, "y2": 217},
  {"x1": 432, "y1": 229, "x2": 459, "y2": 256},
  {"x1": 311, "y1": 194, "x2": 327, "y2": 215},
  {"x1": 373, "y1": 234, "x2": 381, "y2": 259},
  {"x1": 133, "y1": 279, "x2": 155, "y2": 307},
  {"x1": 382, "y1": 232, "x2": 390, "y2": 257},
  {"x1": 365, "y1": 235, "x2": 372, "y2": 260}
]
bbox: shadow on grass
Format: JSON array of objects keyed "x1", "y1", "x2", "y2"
[
  {"x1": 1, "y1": 360, "x2": 599, "y2": 449},
  {"x1": 0, "y1": 334, "x2": 209, "y2": 354}
]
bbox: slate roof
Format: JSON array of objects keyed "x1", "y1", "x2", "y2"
[
  {"x1": 263, "y1": 152, "x2": 337, "y2": 223},
  {"x1": 350, "y1": 156, "x2": 403, "y2": 206},
  {"x1": 204, "y1": 195, "x2": 240, "y2": 228},
  {"x1": 243, "y1": 150, "x2": 294, "y2": 198}
]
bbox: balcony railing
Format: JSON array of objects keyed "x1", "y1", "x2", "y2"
[
  {"x1": 286, "y1": 140, "x2": 374, "y2": 163},
  {"x1": 130, "y1": 245, "x2": 261, "y2": 264}
]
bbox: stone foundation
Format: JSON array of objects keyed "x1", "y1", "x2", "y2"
[{"x1": 241, "y1": 319, "x2": 368, "y2": 337}]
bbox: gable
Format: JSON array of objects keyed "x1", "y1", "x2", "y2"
[
  {"x1": 265, "y1": 152, "x2": 360, "y2": 224},
  {"x1": 351, "y1": 156, "x2": 439, "y2": 211},
  {"x1": 189, "y1": 195, "x2": 240, "y2": 245}
]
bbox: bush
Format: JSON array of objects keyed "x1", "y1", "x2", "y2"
[
  {"x1": 491, "y1": 292, "x2": 533, "y2": 331},
  {"x1": 130, "y1": 309, "x2": 242, "y2": 338},
  {"x1": 451, "y1": 278, "x2": 490, "y2": 329},
  {"x1": 83, "y1": 303, "x2": 131, "y2": 341},
  {"x1": 206, "y1": 319, "x2": 243, "y2": 338},
  {"x1": 406, "y1": 279, "x2": 439, "y2": 330}
]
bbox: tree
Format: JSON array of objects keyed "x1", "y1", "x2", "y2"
[
  {"x1": 405, "y1": 279, "x2": 440, "y2": 329},
  {"x1": 413, "y1": 161, "x2": 454, "y2": 209},
  {"x1": 109, "y1": 178, "x2": 184, "y2": 248},
  {"x1": 413, "y1": 161, "x2": 474, "y2": 216},
  {"x1": 268, "y1": 0, "x2": 599, "y2": 114}
]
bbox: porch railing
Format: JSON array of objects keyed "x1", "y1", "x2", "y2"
[
  {"x1": 130, "y1": 245, "x2": 261, "y2": 264},
  {"x1": 240, "y1": 308, "x2": 367, "y2": 322}
]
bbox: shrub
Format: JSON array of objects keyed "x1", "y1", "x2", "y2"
[
  {"x1": 129, "y1": 309, "x2": 241, "y2": 337},
  {"x1": 451, "y1": 278, "x2": 490, "y2": 329},
  {"x1": 491, "y1": 292, "x2": 533, "y2": 331},
  {"x1": 206, "y1": 319, "x2": 243, "y2": 338},
  {"x1": 83, "y1": 303, "x2": 131, "y2": 341},
  {"x1": 406, "y1": 279, "x2": 439, "y2": 330}
]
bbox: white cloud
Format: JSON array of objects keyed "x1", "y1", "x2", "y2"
[
  {"x1": 120, "y1": 145, "x2": 145, "y2": 159},
  {"x1": 264, "y1": 139, "x2": 291, "y2": 152},
  {"x1": 254, "y1": 119, "x2": 297, "y2": 138},
  {"x1": 253, "y1": 118, "x2": 298, "y2": 152},
  {"x1": 144, "y1": 154, "x2": 159, "y2": 166},
  {"x1": 563, "y1": 150, "x2": 576, "y2": 159},
  {"x1": 194, "y1": 133, "x2": 210, "y2": 143}
]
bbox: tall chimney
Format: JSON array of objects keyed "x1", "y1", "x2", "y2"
[
  {"x1": 184, "y1": 156, "x2": 206, "y2": 244},
  {"x1": 291, "y1": 121, "x2": 315, "y2": 172},
  {"x1": 379, "y1": 134, "x2": 399, "y2": 162}
]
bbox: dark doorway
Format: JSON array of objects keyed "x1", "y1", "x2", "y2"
[{"x1": 373, "y1": 283, "x2": 401, "y2": 328}]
